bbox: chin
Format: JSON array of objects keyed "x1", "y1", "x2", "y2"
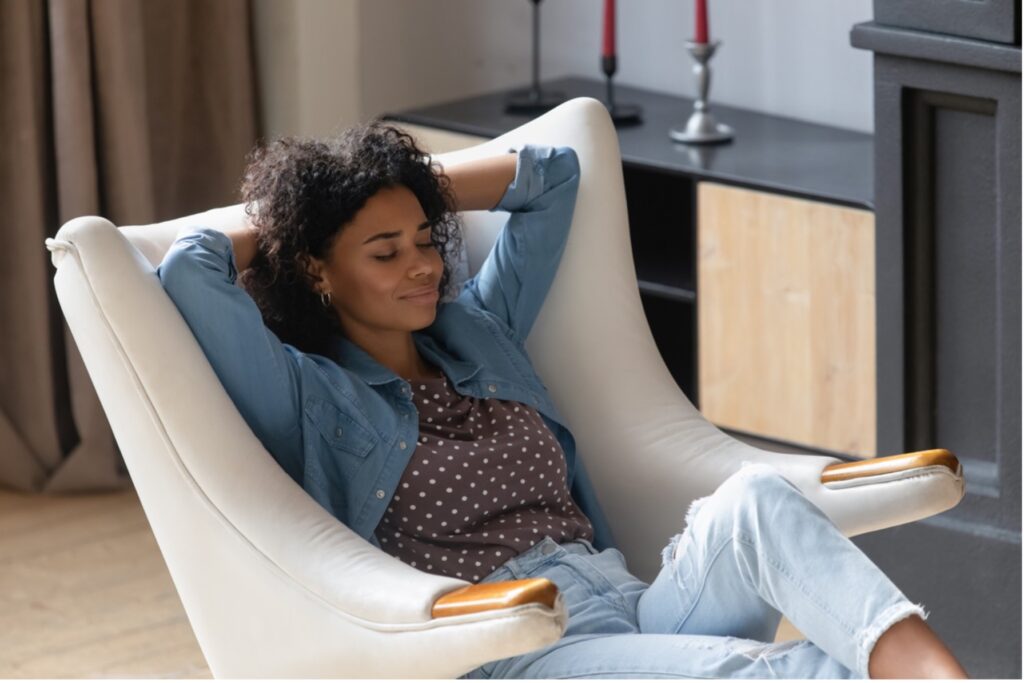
[{"x1": 405, "y1": 308, "x2": 438, "y2": 330}]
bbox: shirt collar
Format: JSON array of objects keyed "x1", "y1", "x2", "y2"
[{"x1": 331, "y1": 329, "x2": 483, "y2": 388}]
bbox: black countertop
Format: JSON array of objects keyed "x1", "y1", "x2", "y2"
[{"x1": 383, "y1": 76, "x2": 874, "y2": 210}]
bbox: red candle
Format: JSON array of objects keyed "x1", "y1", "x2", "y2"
[
  {"x1": 602, "y1": 0, "x2": 616, "y2": 58},
  {"x1": 694, "y1": 0, "x2": 709, "y2": 43}
]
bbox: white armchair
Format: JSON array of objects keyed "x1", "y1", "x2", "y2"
[{"x1": 44, "y1": 97, "x2": 964, "y2": 678}]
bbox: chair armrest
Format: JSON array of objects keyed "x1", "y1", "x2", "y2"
[
  {"x1": 738, "y1": 447, "x2": 966, "y2": 538},
  {"x1": 821, "y1": 448, "x2": 961, "y2": 487},
  {"x1": 433, "y1": 578, "x2": 559, "y2": 618},
  {"x1": 674, "y1": 447, "x2": 965, "y2": 545}
]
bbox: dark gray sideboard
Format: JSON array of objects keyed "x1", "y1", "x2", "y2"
[{"x1": 852, "y1": 17, "x2": 1021, "y2": 679}]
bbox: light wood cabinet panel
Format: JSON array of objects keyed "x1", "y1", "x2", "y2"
[{"x1": 697, "y1": 182, "x2": 877, "y2": 457}]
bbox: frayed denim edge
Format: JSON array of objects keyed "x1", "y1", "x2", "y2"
[
  {"x1": 659, "y1": 462, "x2": 767, "y2": 570},
  {"x1": 660, "y1": 494, "x2": 712, "y2": 569},
  {"x1": 856, "y1": 600, "x2": 930, "y2": 678}
]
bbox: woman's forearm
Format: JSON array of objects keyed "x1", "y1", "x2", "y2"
[
  {"x1": 439, "y1": 152, "x2": 518, "y2": 212},
  {"x1": 223, "y1": 226, "x2": 259, "y2": 273}
]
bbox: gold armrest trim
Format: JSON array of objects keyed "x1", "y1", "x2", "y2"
[
  {"x1": 432, "y1": 577, "x2": 559, "y2": 618},
  {"x1": 821, "y1": 448, "x2": 960, "y2": 484}
]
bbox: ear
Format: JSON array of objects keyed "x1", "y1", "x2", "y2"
[{"x1": 298, "y1": 253, "x2": 328, "y2": 294}]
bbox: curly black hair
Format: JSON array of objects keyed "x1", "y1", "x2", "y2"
[{"x1": 237, "y1": 121, "x2": 464, "y2": 358}]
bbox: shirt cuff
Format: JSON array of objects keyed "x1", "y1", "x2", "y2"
[
  {"x1": 489, "y1": 144, "x2": 552, "y2": 212},
  {"x1": 173, "y1": 227, "x2": 239, "y2": 283}
]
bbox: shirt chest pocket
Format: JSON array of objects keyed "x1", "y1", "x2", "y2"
[{"x1": 303, "y1": 396, "x2": 377, "y2": 459}]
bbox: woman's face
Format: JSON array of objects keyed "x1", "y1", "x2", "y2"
[{"x1": 306, "y1": 184, "x2": 445, "y2": 340}]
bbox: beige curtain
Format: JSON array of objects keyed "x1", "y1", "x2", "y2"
[{"x1": 0, "y1": 0, "x2": 260, "y2": 492}]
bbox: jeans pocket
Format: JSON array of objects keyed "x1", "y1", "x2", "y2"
[{"x1": 559, "y1": 553, "x2": 631, "y2": 612}]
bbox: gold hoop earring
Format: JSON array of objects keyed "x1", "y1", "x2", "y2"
[{"x1": 320, "y1": 291, "x2": 332, "y2": 307}]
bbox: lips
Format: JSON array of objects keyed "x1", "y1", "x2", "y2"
[{"x1": 401, "y1": 284, "x2": 439, "y2": 300}]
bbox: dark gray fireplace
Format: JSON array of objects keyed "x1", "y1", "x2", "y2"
[{"x1": 851, "y1": 3, "x2": 1021, "y2": 678}]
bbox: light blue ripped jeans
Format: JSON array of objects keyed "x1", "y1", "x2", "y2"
[{"x1": 459, "y1": 463, "x2": 929, "y2": 679}]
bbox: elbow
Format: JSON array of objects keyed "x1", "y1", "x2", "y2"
[
  {"x1": 552, "y1": 146, "x2": 582, "y2": 188},
  {"x1": 157, "y1": 250, "x2": 200, "y2": 305}
]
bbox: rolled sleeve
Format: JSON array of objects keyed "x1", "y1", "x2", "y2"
[
  {"x1": 157, "y1": 227, "x2": 303, "y2": 477},
  {"x1": 458, "y1": 144, "x2": 581, "y2": 341}
]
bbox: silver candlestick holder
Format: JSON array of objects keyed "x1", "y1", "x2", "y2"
[{"x1": 669, "y1": 40, "x2": 734, "y2": 144}]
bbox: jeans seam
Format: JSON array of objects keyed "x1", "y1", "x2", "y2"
[
  {"x1": 732, "y1": 532, "x2": 858, "y2": 638},
  {"x1": 668, "y1": 534, "x2": 735, "y2": 633}
]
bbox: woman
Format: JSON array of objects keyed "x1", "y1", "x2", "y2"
[{"x1": 158, "y1": 122, "x2": 968, "y2": 679}]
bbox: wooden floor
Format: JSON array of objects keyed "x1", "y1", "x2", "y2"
[
  {"x1": 0, "y1": 485, "x2": 211, "y2": 678},
  {"x1": 1, "y1": 483, "x2": 804, "y2": 678}
]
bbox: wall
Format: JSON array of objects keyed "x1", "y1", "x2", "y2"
[
  {"x1": 252, "y1": 0, "x2": 362, "y2": 138},
  {"x1": 358, "y1": 0, "x2": 874, "y2": 133},
  {"x1": 253, "y1": 0, "x2": 875, "y2": 137}
]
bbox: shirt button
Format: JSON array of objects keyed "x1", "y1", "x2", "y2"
[
  {"x1": 487, "y1": 384, "x2": 497, "y2": 393},
  {"x1": 400, "y1": 440, "x2": 407, "y2": 449},
  {"x1": 376, "y1": 489, "x2": 385, "y2": 499}
]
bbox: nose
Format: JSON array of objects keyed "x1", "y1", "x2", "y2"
[{"x1": 409, "y1": 245, "x2": 436, "y2": 278}]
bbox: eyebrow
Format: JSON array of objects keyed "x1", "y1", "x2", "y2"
[{"x1": 362, "y1": 220, "x2": 432, "y2": 245}]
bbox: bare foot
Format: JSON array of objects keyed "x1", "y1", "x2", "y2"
[{"x1": 868, "y1": 614, "x2": 969, "y2": 678}]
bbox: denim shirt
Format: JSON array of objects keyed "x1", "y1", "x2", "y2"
[{"x1": 157, "y1": 144, "x2": 617, "y2": 555}]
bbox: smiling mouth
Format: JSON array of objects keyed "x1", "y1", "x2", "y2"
[{"x1": 401, "y1": 286, "x2": 440, "y2": 303}]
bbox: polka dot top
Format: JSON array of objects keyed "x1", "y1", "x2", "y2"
[{"x1": 373, "y1": 372, "x2": 595, "y2": 583}]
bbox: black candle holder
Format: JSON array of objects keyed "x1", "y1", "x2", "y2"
[
  {"x1": 504, "y1": 0, "x2": 566, "y2": 114},
  {"x1": 601, "y1": 55, "x2": 642, "y2": 125}
]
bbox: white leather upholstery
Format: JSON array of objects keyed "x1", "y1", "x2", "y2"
[{"x1": 45, "y1": 97, "x2": 964, "y2": 678}]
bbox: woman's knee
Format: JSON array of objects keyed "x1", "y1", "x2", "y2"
[
  {"x1": 728, "y1": 462, "x2": 799, "y2": 498},
  {"x1": 666, "y1": 464, "x2": 802, "y2": 564},
  {"x1": 711, "y1": 464, "x2": 804, "y2": 532}
]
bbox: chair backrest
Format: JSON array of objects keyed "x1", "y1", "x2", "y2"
[
  {"x1": 112, "y1": 98, "x2": 741, "y2": 580},
  {"x1": 47, "y1": 97, "x2": 756, "y2": 675}
]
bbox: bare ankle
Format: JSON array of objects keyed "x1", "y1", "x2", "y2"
[{"x1": 868, "y1": 615, "x2": 969, "y2": 679}]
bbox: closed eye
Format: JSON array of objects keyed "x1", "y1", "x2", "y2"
[{"x1": 374, "y1": 242, "x2": 436, "y2": 261}]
